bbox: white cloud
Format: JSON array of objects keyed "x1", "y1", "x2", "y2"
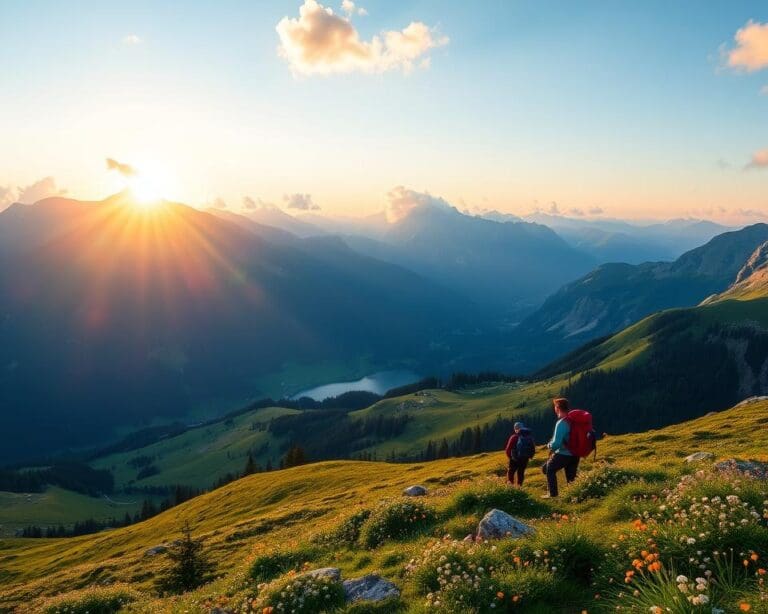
[
  {"x1": 746, "y1": 148, "x2": 768, "y2": 170},
  {"x1": 122, "y1": 34, "x2": 143, "y2": 45},
  {"x1": 735, "y1": 208, "x2": 766, "y2": 219},
  {"x1": 0, "y1": 185, "x2": 15, "y2": 211},
  {"x1": 341, "y1": 0, "x2": 366, "y2": 16},
  {"x1": 385, "y1": 185, "x2": 452, "y2": 222},
  {"x1": 284, "y1": 193, "x2": 320, "y2": 210},
  {"x1": 276, "y1": 0, "x2": 448, "y2": 75},
  {"x1": 211, "y1": 197, "x2": 227, "y2": 209},
  {"x1": 588, "y1": 206, "x2": 604, "y2": 215},
  {"x1": 1, "y1": 176, "x2": 67, "y2": 210},
  {"x1": 726, "y1": 20, "x2": 768, "y2": 71},
  {"x1": 18, "y1": 177, "x2": 67, "y2": 205},
  {"x1": 243, "y1": 196, "x2": 278, "y2": 210}
]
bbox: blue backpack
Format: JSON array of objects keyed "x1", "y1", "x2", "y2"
[{"x1": 515, "y1": 431, "x2": 535, "y2": 460}]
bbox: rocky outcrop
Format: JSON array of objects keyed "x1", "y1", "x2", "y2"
[
  {"x1": 735, "y1": 241, "x2": 768, "y2": 284},
  {"x1": 714, "y1": 459, "x2": 768, "y2": 480},
  {"x1": 403, "y1": 485, "x2": 427, "y2": 496},
  {"x1": 476, "y1": 509, "x2": 534, "y2": 540},
  {"x1": 684, "y1": 452, "x2": 714, "y2": 463},
  {"x1": 144, "y1": 545, "x2": 167, "y2": 556},
  {"x1": 343, "y1": 574, "x2": 400, "y2": 602}
]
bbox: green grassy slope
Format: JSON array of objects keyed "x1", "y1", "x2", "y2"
[
  {"x1": 0, "y1": 489, "x2": 143, "y2": 538},
  {"x1": 3, "y1": 398, "x2": 768, "y2": 612},
  {"x1": 92, "y1": 406, "x2": 301, "y2": 490}
]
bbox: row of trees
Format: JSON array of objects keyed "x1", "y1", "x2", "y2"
[{"x1": 0, "y1": 461, "x2": 114, "y2": 495}]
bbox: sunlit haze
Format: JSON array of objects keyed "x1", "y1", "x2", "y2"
[{"x1": 1, "y1": 1, "x2": 767, "y2": 223}]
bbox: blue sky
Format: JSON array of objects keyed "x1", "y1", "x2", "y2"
[{"x1": 0, "y1": 0, "x2": 767, "y2": 221}]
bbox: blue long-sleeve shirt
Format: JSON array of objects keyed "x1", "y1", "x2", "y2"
[{"x1": 548, "y1": 418, "x2": 572, "y2": 456}]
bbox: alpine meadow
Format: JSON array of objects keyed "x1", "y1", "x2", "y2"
[{"x1": 2, "y1": 2, "x2": 768, "y2": 613}]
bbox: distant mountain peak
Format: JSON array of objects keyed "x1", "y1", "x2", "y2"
[{"x1": 735, "y1": 241, "x2": 768, "y2": 284}]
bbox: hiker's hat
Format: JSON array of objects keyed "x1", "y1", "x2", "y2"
[{"x1": 514, "y1": 421, "x2": 524, "y2": 430}]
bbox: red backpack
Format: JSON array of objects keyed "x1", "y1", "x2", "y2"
[{"x1": 565, "y1": 409, "x2": 597, "y2": 459}]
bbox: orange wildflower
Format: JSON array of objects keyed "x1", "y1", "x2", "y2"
[
  {"x1": 739, "y1": 603, "x2": 751, "y2": 611},
  {"x1": 497, "y1": 592, "x2": 505, "y2": 599},
  {"x1": 752, "y1": 553, "x2": 760, "y2": 561}
]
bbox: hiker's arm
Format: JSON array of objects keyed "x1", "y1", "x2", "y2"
[
  {"x1": 504, "y1": 434, "x2": 517, "y2": 458},
  {"x1": 548, "y1": 420, "x2": 568, "y2": 454}
]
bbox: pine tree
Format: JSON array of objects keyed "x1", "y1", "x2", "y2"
[
  {"x1": 243, "y1": 452, "x2": 256, "y2": 477},
  {"x1": 282, "y1": 444, "x2": 307, "y2": 468},
  {"x1": 156, "y1": 521, "x2": 215, "y2": 594}
]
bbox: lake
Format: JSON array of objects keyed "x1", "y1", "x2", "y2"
[{"x1": 292, "y1": 370, "x2": 421, "y2": 401}]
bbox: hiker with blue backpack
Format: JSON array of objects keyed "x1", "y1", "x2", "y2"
[
  {"x1": 541, "y1": 397, "x2": 597, "y2": 499},
  {"x1": 504, "y1": 421, "x2": 536, "y2": 487}
]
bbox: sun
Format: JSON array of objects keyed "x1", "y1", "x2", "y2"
[
  {"x1": 112, "y1": 158, "x2": 179, "y2": 209},
  {"x1": 129, "y1": 174, "x2": 165, "y2": 207}
]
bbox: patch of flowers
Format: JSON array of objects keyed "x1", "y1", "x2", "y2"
[
  {"x1": 624, "y1": 470, "x2": 768, "y2": 572},
  {"x1": 509, "y1": 521, "x2": 605, "y2": 586},
  {"x1": 608, "y1": 470, "x2": 768, "y2": 612},
  {"x1": 39, "y1": 584, "x2": 142, "y2": 614},
  {"x1": 406, "y1": 537, "x2": 520, "y2": 612},
  {"x1": 359, "y1": 499, "x2": 436, "y2": 548},
  {"x1": 568, "y1": 466, "x2": 641, "y2": 502},
  {"x1": 245, "y1": 572, "x2": 345, "y2": 613}
]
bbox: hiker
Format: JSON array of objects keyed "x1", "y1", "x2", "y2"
[
  {"x1": 542, "y1": 397, "x2": 585, "y2": 498},
  {"x1": 504, "y1": 421, "x2": 535, "y2": 487}
]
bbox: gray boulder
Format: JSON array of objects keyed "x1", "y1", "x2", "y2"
[
  {"x1": 144, "y1": 545, "x2": 167, "y2": 556},
  {"x1": 476, "y1": 508, "x2": 533, "y2": 540},
  {"x1": 302, "y1": 567, "x2": 341, "y2": 581},
  {"x1": 403, "y1": 485, "x2": 427, "y2": 496},
  {"x1": 684, "y1": 452, "x2": 714, "y2": 463},
  {"x1": 714, "y1": 459, "x2": 768, "y2": 479},
  {"x1": 343, "y1": 574, "x2": 400, "y2": 602}
]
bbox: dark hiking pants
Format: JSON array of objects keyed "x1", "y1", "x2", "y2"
[
  {"x1": 507, "y1": 457, "x2": 529, "y2": 486},
  {"x1": 544, "y1": 453, "x2": 579, "y2": 496}
]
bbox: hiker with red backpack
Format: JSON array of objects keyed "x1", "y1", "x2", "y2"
[
  {"x1": 504, "y1": 421, "x2": 535, "y2": 487},
  {"x1": 542, "y1": 397, "x2": 596, "y2": 498}
]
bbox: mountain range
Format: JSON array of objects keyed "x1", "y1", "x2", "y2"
[
  {"x1": 512, "y1": 223, "x2": 768, "y2": 368},
  {"x1": 0, "y1": 194, "x2": 475, "y2": 463},
  {"x1": 0, "y1": 192, "x2": 762, "y2": 463}
]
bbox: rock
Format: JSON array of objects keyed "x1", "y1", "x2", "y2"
[
  {"x1": 302, "y1": 567, "x2": 342, "y2": 581},
  {"x1": 714, "y1": 459, "x2": 768, "y2": 480},
  {"x1": 343, "y1": 574, "x2": 400, "y2": 603},
  {"x1": 403, "y1": 485, "x2": 427, "y2": 497},
  {"x1": 476, "y1": 509, "x2": 533, "y2": 540},
  {"x1": 684, "y1": 452, "x2": 714, "y2": 463},
  {"x1": 144, "y1": 545, "x2": 167, "y2": 556}
]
